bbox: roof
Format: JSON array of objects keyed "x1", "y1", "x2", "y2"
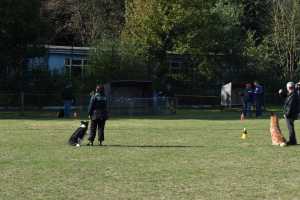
[
  {"x1": 109, "y1": 80, "x2": 153, "y2": 87},
  {"x1": 46, "y1": 45, "x2": 90, "y2": 56}
]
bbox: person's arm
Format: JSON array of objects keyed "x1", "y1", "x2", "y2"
[
  {"x1": 254, "y1": 86, "x2": 261, "y2": 95},
  {"x1": 284, "y1": 98, "x2": 292, "y2": 118},
  {"x1": 290, "y1": 94, "x2": 299, "y2": 117},
  {"x1": 279, "y1": 89, "x2": 287, "y2": 98},
  {"x1": 285, "y1": 95, "x2": 297, "y2": 118},
  {"x1": 87, "y1": 96, "x2": 94, "y2": 117}
]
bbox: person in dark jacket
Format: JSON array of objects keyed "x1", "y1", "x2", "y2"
[
  {"x1": 279, "y1": 82, "x2": 299, "y2": 145},
  {"x1": 87, "y1": 85, "x2": 108, "y2": 146},
  {"x1": 241, "y1": 83, "x2": 254, "y2": 117},
  {"x1": 296, "y1": 82, "x2": 300, "y2": 112},
  {"x1": 253, "y1": 81, "x2": 264, "y2": 117},
  {"x1": 62, "y1": 83, "x2": 74, "y2": 118}
]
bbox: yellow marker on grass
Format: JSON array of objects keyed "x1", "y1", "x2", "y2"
[{"x1": 241, "y1": 128, "x2": 248, "y2": 139}]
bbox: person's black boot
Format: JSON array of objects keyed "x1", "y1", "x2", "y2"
[{"x1": 287, "y1": 141, "x2": 297, "y2": 146}]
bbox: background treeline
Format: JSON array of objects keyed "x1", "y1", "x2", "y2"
[{"x1": 1, "y1": 0, "x2": 300, "y2": 94}]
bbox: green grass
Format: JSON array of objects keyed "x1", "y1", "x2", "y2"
[{"x1": 1, "y1": 109, "x2": 300, "y2": 200}]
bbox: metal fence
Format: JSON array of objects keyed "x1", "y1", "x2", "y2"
[
  {"x1": 0, "y1": 92, "x2": 282, "y2": 114},
  {"x1": 109, "y1": 97, "x2": 177, "y2": 115},
  {"x1": 0, "y1": 93, "x2": 90, "y2": 110},
  {"x1": 175, "y1": 95, "x2": 219, "y2": 107},
  {"x1": 0, "y1": 93, "x2": 177, "y2": 115}
]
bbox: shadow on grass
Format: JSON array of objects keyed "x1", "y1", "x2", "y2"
[{"x1": 82, "y1": 144, "x2": 205, "y2": 148}]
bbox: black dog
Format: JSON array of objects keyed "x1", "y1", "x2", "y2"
[{"x1": 68, "y1": 121, "x2": 89, "y2": 146}]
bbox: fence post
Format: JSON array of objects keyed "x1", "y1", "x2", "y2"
[{"x1": 20, "y1": 92, "x2": 24, "y2": 115}]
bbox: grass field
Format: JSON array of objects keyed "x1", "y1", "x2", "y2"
[{"x1": 1, "y1": 109, "x2": 300, "y2": 200}]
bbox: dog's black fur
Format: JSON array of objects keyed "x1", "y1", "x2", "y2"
[{"x1": 68, "y1": 121, "x2": 89, "y2": 146}]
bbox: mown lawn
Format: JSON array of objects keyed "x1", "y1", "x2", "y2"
[{"x1": 0, "y1": 109, "x2": 300, "y2": 200}]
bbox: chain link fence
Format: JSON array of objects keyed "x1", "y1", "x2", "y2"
[
  {"x1": 109, "y1": 97, "x2": 176, "y2": 115},
  {"x1": 0, "y1": 93, "x2": 177, "y2": 115},
  {"x1": 0, "y1": 92, "x2": 282, "y2": 115}
]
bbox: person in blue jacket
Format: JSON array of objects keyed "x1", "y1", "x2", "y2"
[{"x1": 87, "y1": 85, "x2": 108, "y2": 146}]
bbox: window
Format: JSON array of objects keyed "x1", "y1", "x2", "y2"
[
  {"x1": 83, "y1": 59, "x2": 88, "y2": 66},
  {"x1": 27, "y1": 57, "x2": 47, "y2": 70},
  {"x1": 64, "y1": 58, "x2": 88, "y2": 79},
  {"x1": 64, "y1": 58, "x2": 71, "y2": 66},
  {"x1": 169, "y1": 60, "x2": 183, "y2": 73},
  {"x1": 72, "y1": 59, "x2": 82, "y2": 66},
  {"x1": 71, "y1": 65, "x2": 82, "y2": 77}
]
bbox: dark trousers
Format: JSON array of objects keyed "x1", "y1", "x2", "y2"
[
  {"x1": 63, "y1": 100, "x2": 72, "y2": 117},
  {"x1": 255, "y1": 99, "x2": 262, "y2": 117},
  {"x1": 243, "y1": 101, "x2": 252, "y2": 117},
  {"x1": 285, "y1": 117, "x2": 297, "y2": 144},
  {"x1": 88, "y1": 119, "x2": 106, "y2": 142}
]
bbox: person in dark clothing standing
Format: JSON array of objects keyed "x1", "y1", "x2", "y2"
[
  {"x1": 165, "y1": 83, "x2": 176, "y2": 114},
  {"x1": 295, "y1": 82, "x2": 300, "y2": 100},
  {"x1": 279, "y1": 82, "x2": 299, "y2": 145},
  {"x1": 62, "y1": 83, "x2": 74, "y2": 118},
  {"x1": 242, "y1": 83, "x2": 254, "y2": 117},
  {"x1": 296, "y1": 82, "x2": 300, "y2": 112},
  {"x1": 253, "y1": 81, "x2": 264, "y2": 117},
  {"x1": 87, "y1": 85, "x2": 108, "y2": 146}
]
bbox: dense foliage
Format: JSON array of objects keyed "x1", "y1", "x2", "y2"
[
  {"x1": 0, "y1": 0, "x2": 45, "y2": 90},
  {"x1": 1, "y1": 0, "x2": 300, "y2": 93}
]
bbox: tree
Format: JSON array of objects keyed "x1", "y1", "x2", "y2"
[
  {"x1": 42, "y1": 0, "x2": 125, "y2": 45},
  {"x1": 123, "y1": 0, "x2": 247, "y2": 87},
  {"x1": 241, "y1": 0, "x2": 272, "y2": 45},
  {"x1": 189, "y1": 0, "x2": 245, "y2": 83},
  {"x1": 243, "y1": 31, "x2": 282, "y2": 88},
  {"x1": 88, "y1": 38, "x2": 148, "y2": 82},
  {"x1": 242, "y1": 0, "x2": 300, "y2": 89},
  {"x1": 122, "y1": 0, "x2": 213, "y2": 86},
  {"x1": 271, "y1": 0, "x2": 300, "y2": 80},
  {"x1": 0, "y1": 0, "x2": 45, "y2": 90}
]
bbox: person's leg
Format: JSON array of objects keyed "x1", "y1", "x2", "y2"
[
  {"x1": 98, "y1": 119, "x2": 106, "y2": 145},
  {"x1": 285, "y1": 117, "x2": 297, "y2": 145},
  {"x1": 64, "y1": 100, "x2": 71, "y2": 117},
  {"x1": 88, "y1": 120, "x2": 97, "y2": 145},
  {"x1": 242, "y1": 101, "x2": 247, "y2": 117},
  {"x1": 256, "y1": 99, "x2": 262, "y2": 117},
  {"x1": 246, "y1": 102, "x2": 252, "y2": 117},
  {"x1": 63, "y1": 101, "x2": 68, "y2": 117}
]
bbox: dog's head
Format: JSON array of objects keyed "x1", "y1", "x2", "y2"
[
  {"x1": 270, "y1": 112, "x2": 276, "y2": 116},
  {"x1": 80, "y1": 121, "x2": 89, "y2": 129}
]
